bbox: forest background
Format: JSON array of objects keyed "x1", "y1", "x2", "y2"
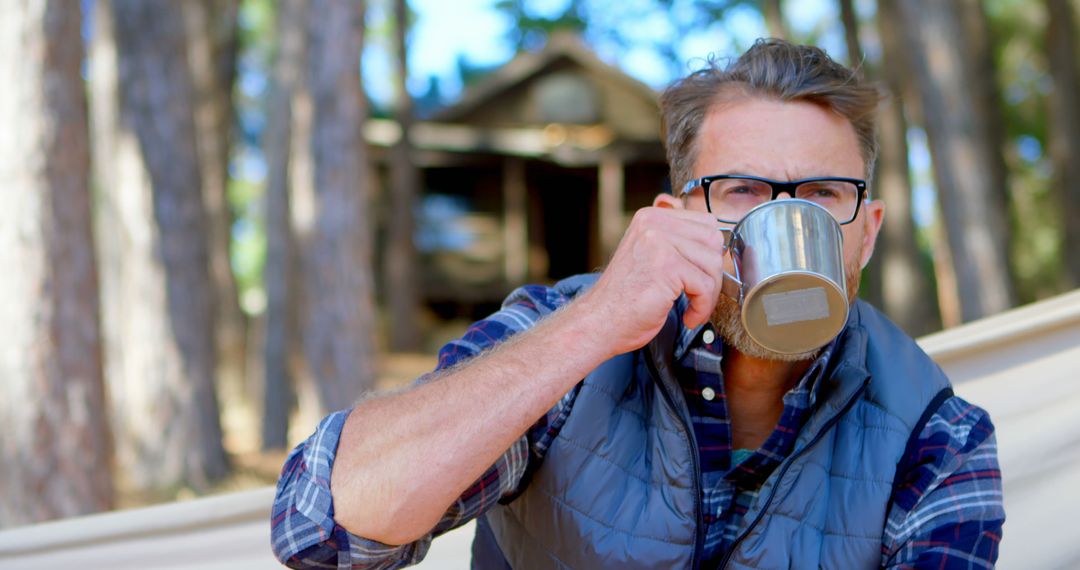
[{"x1": 2, "y1": 0, "x2": 1077, "y2": 528}]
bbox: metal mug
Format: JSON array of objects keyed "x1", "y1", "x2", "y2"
[{"x1": 718, "y1": 199, "x2": 849, "y2": 355}]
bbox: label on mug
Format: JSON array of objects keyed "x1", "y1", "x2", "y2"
[{"x1": 761, "y1": 287, "x2": 830, "y2": 326}]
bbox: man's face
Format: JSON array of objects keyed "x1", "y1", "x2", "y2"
[{"x1": 676, "y1": 97, "x2": 884, "y2": 360}]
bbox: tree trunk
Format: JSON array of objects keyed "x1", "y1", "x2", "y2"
[
  {"x1": 959, "y1": 0, "x2": 1011, "y2": 220},
  {"x1": 837, "y1": 0, "x2": 861, "y2": 67},
  {"x1": 181, "y1": 0, "x2": 249, "y2": 430},
  {"x1": 762, "y1": 0, "x2": 787, "y2": 39},
  {"x1": 90, "y1": 0, "x2": 228, "y2": 493},
  {"x1": 836, "y1": 0, "x2": 884, "y2": 312},
  {"x1": 384, "y1": 0, "x2": 422, "y2": 352},
  {"x1": 0, "y1": 0, "x2": 114, "y2": 527},
  {"x1": 874, "y1": 0, "x2": 940, "y2": 335},
  {"x1": 929, "y1": 218, "x2": 963, "y2": 328},
  {"x1": 897, "y1": 0, "x2": 1017, "y2": 322},
  {"x1": 286, "y1": 28, "x2": 322, "y2": 430},
  {"x1": 1046, "y1": 0, "x2": 1080, "y2": 288},
  {"x1": 294, "y1": 0, "x2": 377, "y2": 412},
  {"x1": 261, "y1": 0, "x2": 306, "y2": 450}
]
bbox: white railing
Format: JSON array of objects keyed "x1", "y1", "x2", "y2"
[{"x1": 920, "y1": 289, "x2": 1080, "y2": 570}]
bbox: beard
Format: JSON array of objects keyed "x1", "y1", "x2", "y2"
[{"x1": 711, "y1": 259, "x2": 863, "y2": 362}]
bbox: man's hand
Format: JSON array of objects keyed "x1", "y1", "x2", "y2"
[
  {"x1": 327, "y1": 207, "x2": 727, "y2": 546},
  {"x1": 579, "y1": 206, "x2": 728, "y2": 358}
]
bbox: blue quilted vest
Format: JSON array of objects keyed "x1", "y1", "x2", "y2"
[{"x1": 473, "y1": 274, "x2": 952, "y2": 569}]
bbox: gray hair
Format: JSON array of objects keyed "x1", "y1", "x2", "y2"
[{"x1": 660, "y1": 38, "x2": 882, "y2": 193}]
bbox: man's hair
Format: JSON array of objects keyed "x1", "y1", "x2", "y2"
[{"x1": 659, "y1": 38, "x2": 882, "y2": 193}]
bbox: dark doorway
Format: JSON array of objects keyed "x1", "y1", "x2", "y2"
[{"x1": 531, "y1": 165, "x2": 596, "y2": 281}]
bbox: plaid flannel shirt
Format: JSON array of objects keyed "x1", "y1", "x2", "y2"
[{"x1": 271, "y1": 284, "x2": 1004, "y2": 569}]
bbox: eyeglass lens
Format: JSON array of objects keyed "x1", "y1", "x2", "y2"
[{"x1": 707, "y1": 178, "x2": 859, "y2": 223}]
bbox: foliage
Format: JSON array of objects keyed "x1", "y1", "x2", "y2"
[
  {"x1": 229, "y1": 0, "x2": 276, "y2": 314},
  {"x1": 494, "y1": 0, "x2": 761, "y2": 80},
  {"x1": 986, "y1": 0, "x2": 1064, "y2": 301},
  {"x1": 495, "y1": 0, "x2": 588, "y2": 51}
]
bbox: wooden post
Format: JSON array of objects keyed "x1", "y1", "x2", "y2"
[
  {"x1": 599, "y1": 153, "x2": 625, "y2": 263},
  {"x1": 503, "y1": 158, "x2": 528, "y2": 286}
]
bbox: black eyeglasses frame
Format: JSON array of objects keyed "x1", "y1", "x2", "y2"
[{"x1": 680, "y1": 174, "x2": 868, "y2": 225}]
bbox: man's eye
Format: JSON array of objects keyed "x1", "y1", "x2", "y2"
[
  {"x1": 802, "y1": 186, "x2": 840, "y2": 200},
  {"x1": 724, "y1": 184, "x2": 765, "y2": 196}
]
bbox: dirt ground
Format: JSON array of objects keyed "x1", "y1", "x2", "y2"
[{"x1": 115, "y1": 349, "x2": 445, "y2": 511}]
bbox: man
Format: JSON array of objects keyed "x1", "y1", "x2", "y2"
[{"x1": 272, "y1": 40, "x2": 1004, "y2": 569}]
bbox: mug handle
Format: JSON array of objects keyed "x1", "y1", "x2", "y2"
[{"x1": 718, "y1": 227, "x2": 743, "y2": 303}]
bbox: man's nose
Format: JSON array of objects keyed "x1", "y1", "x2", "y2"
[{"x1": 775, "y1": 190, "x2": 795, "y2": 200}]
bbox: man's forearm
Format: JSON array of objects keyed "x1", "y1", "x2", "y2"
[
  {"x1": 329, "y1": 205, "x2": 728, "y2": 545},
  {"x1": 329, "y1": 295, "x2": 614, "y2": 545}
]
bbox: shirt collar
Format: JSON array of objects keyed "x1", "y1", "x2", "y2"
[{"x1": 673, "y1": 293, "x2": 840, "y2": 408}]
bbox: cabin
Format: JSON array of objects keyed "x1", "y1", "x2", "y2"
[{"x1": 368, "y1": 33, "x2": 669, "y2": 316}]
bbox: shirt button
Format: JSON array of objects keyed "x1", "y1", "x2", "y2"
[
  {"x1": 703, "y1": 329, "x2": 716, "y2": 344},
  {"x1": 702, "y1": 387, "x2": 716, "y2": 401}
]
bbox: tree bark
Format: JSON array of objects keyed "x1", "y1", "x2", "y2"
[
  {"x1": 261, "y1": 0, "x2": 306, "y2": 450},
  {"x1": 90, "y1": 0, "x2": 228, "y2": 493},
  {"x1": 837, "y1": 0, "x2": 861, "y2": 67},
  {"x1": 960, "y1": 0, "x2": 1012, "y2": 224},
  {"x1": 0, "y1": 0, "x2": 114, "y2": 527},
  {"x1": 384, "y1": 0, "x2": 422, "y2": 352},
  {"x1": 181, "y1": 0, "x2": 249, "y2": 428},
  {"x1": 897, "y1": 0, "x2": 1017, "y2": 322},
  {"x1": 1046, "y1": 0, "x2": 1080, "y2": 288},
  {"x1": 874, "y1": 0, "x2": 940, "y2": 335},
  {"x1": 836, "y1": 0, "x2": 884, "y2": 311},
  {"x1": 762, "y1": 0, "x2": 787, "y2": 39},
  {"x1": 294, "y1": 0, "x2": 377, "y2": 412},
  {"x1": 286, "y1": 26, "x2": 322, "y2": 430}
]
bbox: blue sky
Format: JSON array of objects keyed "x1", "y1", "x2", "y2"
[{"x1": 364, "y1": 0, "x2": 851, "y2": 105}]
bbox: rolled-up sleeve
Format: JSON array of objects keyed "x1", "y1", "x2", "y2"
[
  {"x1": 271, "y1": 284, "x2": 581, "y2": 569},
  {"x1": 272, "y1": 408, "x2": 532, "y2": 569},
  {"x1": 270, "y1": 410, "x2": 352, "y2": 568}
]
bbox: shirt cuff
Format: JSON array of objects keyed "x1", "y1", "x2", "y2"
[
  {"x1": 271, "y1": 410, "x2": 351, "y2": 565},
  {"x1": 273, "y1": 409, "x2": 439, "y2": 569}
]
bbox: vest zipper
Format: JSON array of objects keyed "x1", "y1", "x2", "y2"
[
  {"x1": 718, "y1": 377, "x2": 870, "y2": 569},
  {"x1": 644, "y1": 354, "x2": 705, "y2": 570}
]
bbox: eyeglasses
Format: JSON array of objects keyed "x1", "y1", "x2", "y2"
[{"x1": 680, "y1": 174, "x2": 868, "y2": 225}]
